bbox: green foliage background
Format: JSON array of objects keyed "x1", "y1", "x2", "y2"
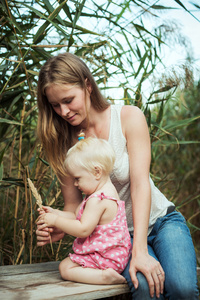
[{"x1": 0, "y1": 0, "x2": 199, "y2": 266}]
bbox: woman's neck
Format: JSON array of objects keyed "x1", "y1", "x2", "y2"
[{"x1": 77, "y1": 106, "x2": 111, "y2": 140}]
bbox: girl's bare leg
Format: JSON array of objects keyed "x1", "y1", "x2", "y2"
[{"x1": 59, "y1": 257, "x2": 126, "y2": 285}]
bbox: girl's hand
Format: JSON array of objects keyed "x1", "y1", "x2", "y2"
[
  {"x1": 37, "y1": 205, "x2": 55, "y2": 215},
  {"x1": 37, "y1": 213, "x2": 58, "y2": 228},
  {"x1": 129, "y1": 251, "x2": 165, "y2": 298}
]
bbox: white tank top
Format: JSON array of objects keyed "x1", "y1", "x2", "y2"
[{"x1": 108, "y1": 105, "x2": 175, "y2": 235}]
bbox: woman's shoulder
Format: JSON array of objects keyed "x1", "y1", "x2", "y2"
[
  {"x1": 121, "y1": 105, "x2": 143, "y2": 119},
  {"x1": 120, "y1": 105, "x2": 147, "y2": 134}
]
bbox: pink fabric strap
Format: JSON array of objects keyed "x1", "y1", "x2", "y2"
[{"x1": 86, "y1": 192, "x2": 118, "y2": 201}]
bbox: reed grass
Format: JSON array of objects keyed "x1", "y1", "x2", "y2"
[
  {"x1": 27, "y1": 178, "x2": 54, "y2": 255},
  {"x1": 0, "y1": 0, "x2": 199, "y2": 266},
  {"x1": 27, "y1": 178, "x2": 43, "y2": 210}
]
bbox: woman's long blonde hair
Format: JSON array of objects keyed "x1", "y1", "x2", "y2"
[{"x1": 37, "y1": 52, "x2": 110, "y2": 178}]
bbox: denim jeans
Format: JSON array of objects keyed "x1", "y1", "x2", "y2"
[{"x1": 122, "y1": 211, "x2": 199, "y2": 300}]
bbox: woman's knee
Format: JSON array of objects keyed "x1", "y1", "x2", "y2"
[
  {"x1": 134, "y1": 272, "x2": 151, "y2": 295},
  {"x1": 125, "y1": 271, "x2": 161, "y2": 300}
]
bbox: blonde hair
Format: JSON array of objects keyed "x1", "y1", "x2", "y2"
[
  {"x1": 64, "y1": 138, "x2": 115, "y2": 176},
  {"x1": 37, "y1": 53, "x2": 110, "y2": 177}
]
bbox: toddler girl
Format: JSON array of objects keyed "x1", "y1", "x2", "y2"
[{"x1": 37, "y1": 137, "x2": 132, "y2": 285}]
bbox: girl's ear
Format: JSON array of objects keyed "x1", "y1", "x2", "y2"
[{"x1": 93, "y1": 166, "x2": 102, "y2": 180}]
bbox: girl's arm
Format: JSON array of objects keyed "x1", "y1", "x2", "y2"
[
  {"x1": 37, "y1": 196, "x2": 105, "y2": 238},
  {"x1": 36, "y1": 175, "x2": 82, "y2": 246},
  {"x1": 121, "y1": 106, "x2": 164, "y2": 298},
  {"x1": 38, "y1": 205, "x2": 76, "y2": 219}
]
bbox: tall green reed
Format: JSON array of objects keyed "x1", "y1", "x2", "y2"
[{"x1": 0, "y1": 0, "x2": 199, "y2": 265}]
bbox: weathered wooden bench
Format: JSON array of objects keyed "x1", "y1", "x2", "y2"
[
  {"x1": 0, "y1": 261, "x2": 130, "y2": 300},
  {"x1": 0, "y1": 262, "x2": 199, "y2": 300}
]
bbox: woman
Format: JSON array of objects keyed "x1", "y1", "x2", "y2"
[{"x1": 36, "y1": 52, "x2": 199, "y2": 299}]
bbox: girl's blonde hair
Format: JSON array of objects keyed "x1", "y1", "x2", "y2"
[
  {"x1": 64, "y1": 138, "x2": 115, "y2": 176},
  {"x1": 37, "y1": 53, "x2": 110, "y2": 178}
]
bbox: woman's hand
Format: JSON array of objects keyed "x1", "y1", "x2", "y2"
[
  {"x1": 129, "y1": 251, "x2": 165, "y2": 298},
  {"x1": 36, "y1": 226, "x2": 65, "y2": 246},
  {"x1": 36, "y1": 207, "x2": 64, "y2": 246}
]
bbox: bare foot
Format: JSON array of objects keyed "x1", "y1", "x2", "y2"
[{"x1": 102, "y1": 268, "x2": 126, "y2": 284}]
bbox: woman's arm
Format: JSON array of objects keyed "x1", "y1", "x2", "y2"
[
  {"x1": 36, "y1": 174, "x2": 82, "y2": 246},
  {"x1": 121, "y1": 106, "x2": 164, "y2": 298},
  {"x1": 61, "y1": 175, "x2": 83, "y2": 213}
]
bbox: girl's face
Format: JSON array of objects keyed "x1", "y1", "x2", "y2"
[
  {"x1": 70, "y1": 166, "x2": 99, "y2": 196},
  {"x1": 45, "y1": 84, "x2": 91, "y2": 127}
]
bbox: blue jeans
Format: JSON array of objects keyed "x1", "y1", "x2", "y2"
[{"x1": 122, "y1": 211, "x2": 199, "y2": 299}]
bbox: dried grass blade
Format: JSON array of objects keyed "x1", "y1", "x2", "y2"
[
  {"x1": 27, "y1": 178, "x2": 43, "y2": 210},
  {"x1": 27, "y1": 178, "x2": 54, "y2": 255}
]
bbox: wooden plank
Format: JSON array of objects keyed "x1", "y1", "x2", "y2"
[
  {"x1": 0, "y1": 261, "x2": 60, "y2": 276},
  {"x1": 0, "y1": 282, "x2": 130, "y2": 300},
  {"x1": 0, "y1": 262, "x2": 130, "y2": 300},
  {"x1": 0, "y1": 263, "x2": 199, "y2": 300},
  {"x1": 0, "y1": 270, "x2": 61, "y2": 289}
]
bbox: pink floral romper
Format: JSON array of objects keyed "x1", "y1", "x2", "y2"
[{"x1": 69, "y1": 193, "x2": 132, "y2": 274}]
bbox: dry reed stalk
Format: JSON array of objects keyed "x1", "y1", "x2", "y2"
[
  {"x1": 15, "y1": 229, "x2": 25, "y2": 265},
  {"x1": 27, "y1": 178, "x2": 43, "y2": 209},
  {"x1": 27, "y1": 178, "x2": 54, "y2": 255},
  {"x1": 26, "y1": 171, "x2": 32, "y2": 264},
  {"x1": 56, "y1": 239, "x2": 62, "y2": 261},
  {"x1": 49, "y1": 190, "x2": 61, "y2": 206},
  {"x1": 14, "y1": 100, "x2": 26, "y2": 246}
]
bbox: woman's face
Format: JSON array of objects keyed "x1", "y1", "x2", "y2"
[{"x1": 45, "y1": 83, "x2": 91, "y2": 126}]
